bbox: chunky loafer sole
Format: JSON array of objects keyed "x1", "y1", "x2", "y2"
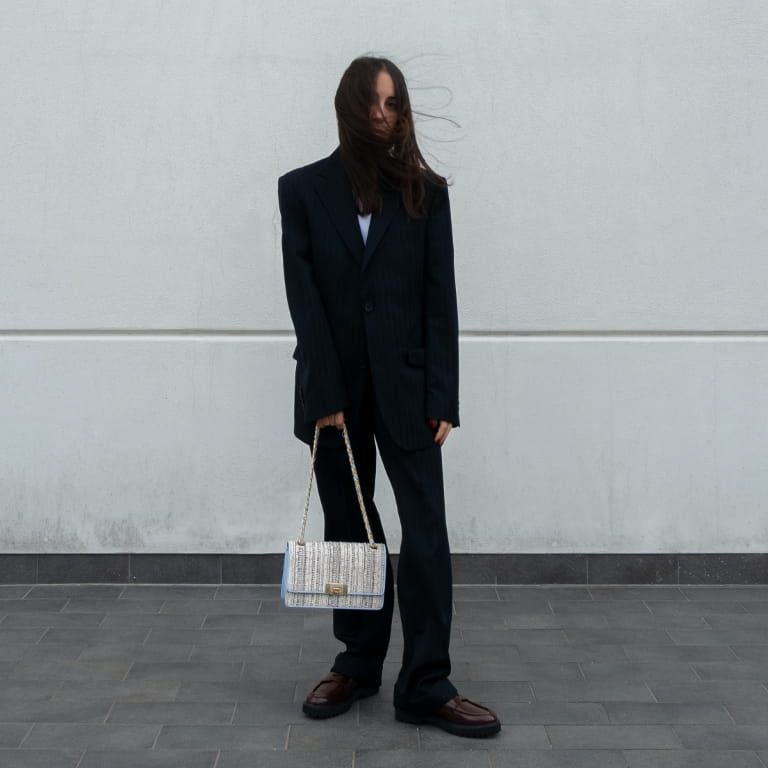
[
  {"x1": 302, "y1": 685, "x2": 378, "y2": 719},
  {"x1": 395, "y1": 708, "x2": 501, "y2": 738}
]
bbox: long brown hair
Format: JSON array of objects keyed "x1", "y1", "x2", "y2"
[{"x1": 334, "y1": 56, "x2": 447, "y2": 220}]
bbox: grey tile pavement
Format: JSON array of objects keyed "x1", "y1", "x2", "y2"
[{"x1": 1, "y1": 584, "x2": 768, "y2": 766}]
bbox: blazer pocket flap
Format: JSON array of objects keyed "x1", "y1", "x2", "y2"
[{"x1": 406, "y1": 347, "x2": 425, "y2": 367}]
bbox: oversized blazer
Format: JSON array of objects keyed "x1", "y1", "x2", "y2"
[{"x1": 278, "y1": 147, "x2": 459, "y2": 451}]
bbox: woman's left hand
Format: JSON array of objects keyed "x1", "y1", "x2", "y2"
[{"x1": 428, "y1": 419, "x2": 453, "y2": 446}]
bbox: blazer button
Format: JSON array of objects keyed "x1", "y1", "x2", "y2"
[{"x1": 363, "y1": 301, "x2": 374, "y2": 313}]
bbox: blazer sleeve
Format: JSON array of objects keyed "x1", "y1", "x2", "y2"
[
  {"x1": 424, "y1": 183, "x2": 460, "y2": 427},
  {"x1": 278, "y1": 171, "x2": 348, "y2": 422}
]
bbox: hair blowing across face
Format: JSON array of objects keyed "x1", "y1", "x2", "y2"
[{"x1": 334, "y1": 56, "x2": 447, "y2": 220}]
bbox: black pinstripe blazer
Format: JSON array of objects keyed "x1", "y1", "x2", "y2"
[{"x1": 278, "y1": 147, "x2": 459, "y2": 451}]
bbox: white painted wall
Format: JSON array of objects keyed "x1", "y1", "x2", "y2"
[{"x1": 1, "y1": 1, "x2": 767, "y2": 553}]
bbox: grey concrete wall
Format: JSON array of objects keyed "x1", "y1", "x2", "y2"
[{"x1": 1, "y1": 1, "x2": 767, "y2": 553}]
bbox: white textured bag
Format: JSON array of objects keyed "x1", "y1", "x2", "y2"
[{"x1": 281, "y1": 424, "x2": 387, "y2": 610}]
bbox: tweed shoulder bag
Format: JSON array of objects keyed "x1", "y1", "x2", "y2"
[{"x1": 281, "y1": 423, "x2": 387, "y2": 610}]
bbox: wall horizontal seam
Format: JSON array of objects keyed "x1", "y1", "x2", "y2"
[
  {"x1": 462, "y1": 330, "x2": 768, "y2": 339},
  {"x1": 0, "y1": 329, "x2": 297, "y2": 337},
  {"x1": 0, "y1": 329, "x2": 767, "y2": 340}
]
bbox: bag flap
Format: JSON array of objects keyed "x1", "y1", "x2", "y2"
[{"x1": 283, "y1": 540, "x2": 387, "y2": 596}]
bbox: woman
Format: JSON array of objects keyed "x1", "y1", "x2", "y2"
[{"x1": 278, "y1": 56, "x2": 500, "y2": 738}]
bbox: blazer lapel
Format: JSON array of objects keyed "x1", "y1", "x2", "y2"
[
  {"x1": 361, "y1": 184, "x2": 399, "y2": 272},
  {"x1": 313, "y1": 149, "x2": 364, "y2": 262}
]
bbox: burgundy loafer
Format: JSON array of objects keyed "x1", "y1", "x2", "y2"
[
  {"x1": 302, "y1": 672, "x2": 379, "y2": 719},
  {"x1": 396, "y1": 695, "x2": 501, "y2": 738}
]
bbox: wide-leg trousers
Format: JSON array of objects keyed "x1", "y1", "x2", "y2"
[{"x1": 312, "y1": 373, "x2": 458, "y2": 714}]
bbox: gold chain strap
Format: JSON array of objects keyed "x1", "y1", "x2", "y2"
[{"x1": 297, "y1": 424, "x2": 378, "y2": 549}]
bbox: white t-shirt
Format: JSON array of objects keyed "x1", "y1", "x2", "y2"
[{"x1": 358, "y1": 213, "x2": 372, "y2": 244}]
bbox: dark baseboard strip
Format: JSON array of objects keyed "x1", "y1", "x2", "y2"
[{"x1": 1, "y1": 553, "x2": 767, "y2": 584}]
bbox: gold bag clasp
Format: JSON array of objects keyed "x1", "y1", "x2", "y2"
[{"x1": 325, "y1": 583, "x2": 348, "y2": 597}]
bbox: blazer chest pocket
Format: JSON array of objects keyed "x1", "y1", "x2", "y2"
[{"x1": 406, "y1": 347, "x2": 425, "y2": 367}]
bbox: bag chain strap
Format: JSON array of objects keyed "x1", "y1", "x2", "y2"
[{"x1": 297, "y1": 424, "x2": 378, "y2": 549}]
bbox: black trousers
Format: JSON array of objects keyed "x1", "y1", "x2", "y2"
[{"x1": 312, "y1": 373, "x2": 458, "y2": 714}]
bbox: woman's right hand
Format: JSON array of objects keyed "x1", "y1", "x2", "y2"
[{"x1": 317, "y1": 411, "x2": 345, "y2": 430}]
